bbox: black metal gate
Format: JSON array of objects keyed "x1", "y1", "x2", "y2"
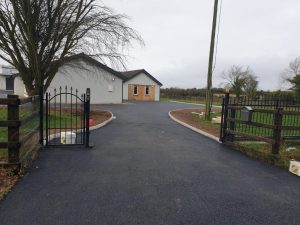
[{"x1": 44, "y1": 87, "x2": 90, "y2": 147}]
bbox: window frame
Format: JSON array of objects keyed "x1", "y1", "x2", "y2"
[
  {"x1": 133, "y1": 85, "x2": 138, "y2": 95},
  {"x1": 5, "y1": 77, "x2": 14, "y2": 91},
  {"x1": 145, "y1": 85, "x2": 150, "y2": 96}
]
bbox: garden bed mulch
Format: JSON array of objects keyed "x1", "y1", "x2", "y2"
[
  {"x1": 0, "y1": 169, "x2": 19, "y2": 200},
  {"x1": 170, "y1": 108, "x2": 221, "y2": 137},
  {"x1": 89, "y1": 109, "x2": 112, "y2": 125},
  {"x1": 0, "y1": 109, "x2": 112, "y2": 200}
]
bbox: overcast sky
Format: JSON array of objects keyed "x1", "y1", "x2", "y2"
[
  {"x1": 102, "y1": 0, "x2": 300, "y2": 90},
  {"x1": 1, "y1": 1, "x2": 299, "y2": 90}
]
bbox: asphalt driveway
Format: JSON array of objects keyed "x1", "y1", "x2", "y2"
[{"x1": 0, "y1": 101, "x2": 300, "y2": 225}]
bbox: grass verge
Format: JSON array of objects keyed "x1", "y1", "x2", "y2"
[
  {"x1": 161, "y1": 97, "x2": 222, "y2": 106},
  {"x1": 171, "y1": 108, "x2": 300, "y2": 170}
]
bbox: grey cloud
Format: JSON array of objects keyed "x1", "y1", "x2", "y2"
[{"x1": 105, "y1": 0, "x2": 300, "y2": 90}]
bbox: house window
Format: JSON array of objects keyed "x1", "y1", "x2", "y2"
[
  {"x1": 145, "y1": 86, "x2": 150, "y2": 95},
  {"x1": 6, "y1": 77, "x2": 14, "y2": 91},
  {"x1": 108, "y1": 84, "x2": 114, "y2": 92},
  {"x1": 133, "y1": 85, "x2": 138, "y2": 95}
]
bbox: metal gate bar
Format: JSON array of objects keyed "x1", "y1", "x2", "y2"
[{"x1": 44, "y1": 87, "x2": 90, "y2": 147}]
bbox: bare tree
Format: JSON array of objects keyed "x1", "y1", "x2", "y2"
[
  {"x1": 0, "y1": 0, "x2": 143, "y2": 95},
  {"x1": 282, "y1": 57, "x2": 300, "y2": 79},
  {"x1": 281, "y1": 56, "x2": 300, "y2": 95},
  {"x1": 221, "y1": 65, "x2": 254, "y2": 99},
  {"x1": 244, "y1": 74, "x2": 258, "y2": 99},
  {"x1": 287, "y1": 75, "x2": 300, "y2": 96}
]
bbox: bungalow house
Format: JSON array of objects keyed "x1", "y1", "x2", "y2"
[
  {"x1": 0, "y1": 65, "x2": 26, "y2": 98},
  {"x1": 49, "y1": 54, "x2": 125, "y2": 104},
  {"x1": 122, "y1": 69, "x2": 162, "y2": 101},
  {"x1": 0, "y1": 54, "x2": 162, "y2": 103}
]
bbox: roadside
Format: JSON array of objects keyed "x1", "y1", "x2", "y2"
[
  {"x1": 1, "y1": 102, "x2": 300, "y2": 225},
  {"x1": 170, "y1": 108, "x2": 221, "y2": 137},
  {"x1": 170, "y1": 108, "x2": 300, "y2": 170},
  {"x1": 0, "y1": 109, "x2": 112, "y2": 200}
]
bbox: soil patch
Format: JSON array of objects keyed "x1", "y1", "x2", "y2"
[
  {"x1": 90, "y1": 109, "x2": 112, "y2": 126},
  {"x1": 0, "y1": 169, "x2": 19, "y2": 200},
  {"x1": 171, "y1": 108, "x2": 221, "y2": 137}
]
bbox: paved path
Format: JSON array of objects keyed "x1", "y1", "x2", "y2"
[{"x1": 0, "y1": 102, "x2": 300, "y2": 225}]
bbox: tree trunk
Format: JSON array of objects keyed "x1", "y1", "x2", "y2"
[{"x1": 25, "y1": 86, "x2": 38, "y2": 96}]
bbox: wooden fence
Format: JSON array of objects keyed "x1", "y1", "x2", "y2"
[
  {"x1": 0, "y1": 95, "x2": 40, "y2": 167},
  {"x1": 220, "y1": 93, "x2": 300, "y2": 154}
]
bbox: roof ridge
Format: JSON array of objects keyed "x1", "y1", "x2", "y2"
[{"x1": 120, "y1": 69, "x2": 163, "y2": 86}]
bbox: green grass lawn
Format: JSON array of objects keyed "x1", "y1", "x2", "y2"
[
  {"x1": 189, "y1": 110, "x2": 300, "y2": 168},
  {"x1": 191, "y1": 111, "x2": 221, "y2": 129},
  {"x1": 0, "y1": 108, "x2": 38, "y2": 143},
  {"x1": 0, "y1": 108, "x2": 81, "y2": 140},
  {"x1": 0, "y1": 108, "x2": 81, "y2": 161},
  {"x1": 162, "y1": 97, "x2": 299, "y2": 136},
  {"x1": 161, "y1": 97, "x2": 222, "y2": 106},
  {"x1": 228, "y1": 142, "x2": 300, "y2": 168},
  {"x1": 46, "y1": 111, "x2": 82, "y2": 130},
  {"x1": 233, "y1": 110, "x2": 300, "y2": 137}
]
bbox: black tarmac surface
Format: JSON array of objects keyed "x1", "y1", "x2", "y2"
[{"x1": 0, "y1": 102, "x2": 300, "y2": 225}]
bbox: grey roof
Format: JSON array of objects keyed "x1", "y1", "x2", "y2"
[
  {"x1": 0, "y1": 65, "x2": 18, "y2": 77},
  {"x1": 0, "y1": 54, "x2": 163, "y2": 87},
  {"x1": 0, "y1": 54, "x2": 128, "y2": 81},
  {"x1": 64, "y1": 53, "x2": 127, "y2": 81},
  {"x1": 121, "y1": 69, "x2": 163, "y2": 86}
]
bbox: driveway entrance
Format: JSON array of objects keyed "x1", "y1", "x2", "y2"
[{"x1": 0, "y1": 102, "x2": 299, "y2": 225}]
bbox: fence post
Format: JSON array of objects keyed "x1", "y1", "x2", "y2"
[
  {"x1": 7, "y1": 95, "x2": 20, "y2": 164},
  {"x1": 220, "y1": 98, "x2": 225, "y2": 142},
  {"x1": 85, "y1": 88, "x2": 91, "y2": 148},
  {"x1": 45, "y1": 93, "x2": 49, "y2": 146},
  {"x1": 229, "y1": 107, "x2": 236, "y2": 141},
  {"x1": 228, "y1": 96, "x2": 236, "y2": 142},
  {"x1": 220, "y1": 93, "x2": 229, "y2": 142},
  {"x1": 39, "y1": 86, "x2": 44, "y2": 146},
  {"x1": 272, "y1": 107, "x2": 283, "y2": 154}
]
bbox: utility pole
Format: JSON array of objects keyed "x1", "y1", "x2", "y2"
[{"x1": 205, "y1": 0, "x2": 219, "y2": 120}]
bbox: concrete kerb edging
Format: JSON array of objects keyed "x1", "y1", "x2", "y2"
[
  {"x1": 90, "y1": 110, "x2": 114, "y2": 131},
  {"x1": 168, "y1": 109, "x2": 221, "y2": 144},
  {"x1": 46, "y1": 110, "x2": 114, "y2": 144}
]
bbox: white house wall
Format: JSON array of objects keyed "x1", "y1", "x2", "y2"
[
  {"x1": 123, "y1": 72, "x2": 161, "y2": 101},
  {"x1": 0, "y1": 76, "x2": 5, "y2": 90},
  {"x1": 14, "y1": 77, "x2": 27, "y2": 96},
  {"x1": 0, "y1": 76, "x2": 25, "y2": 96},
  {"x1": 49, "y1": 60, "x2": 123, "y2": 104}
]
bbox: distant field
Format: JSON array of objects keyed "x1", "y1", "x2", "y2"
[{"x1": 160, "y1": 97, "x2": 222, "y2": 106}]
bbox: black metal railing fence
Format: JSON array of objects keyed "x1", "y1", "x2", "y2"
[{"x1": 220, "y1": 94, "x2": 300, "y2": 154}]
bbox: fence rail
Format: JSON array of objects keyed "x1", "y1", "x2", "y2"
[
  {"x1": 0, "y1": 95, "x2": 40, "y2": 167},
  {"x1": 220, "y1": 94, "x2": 300, "y2": 154}
]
